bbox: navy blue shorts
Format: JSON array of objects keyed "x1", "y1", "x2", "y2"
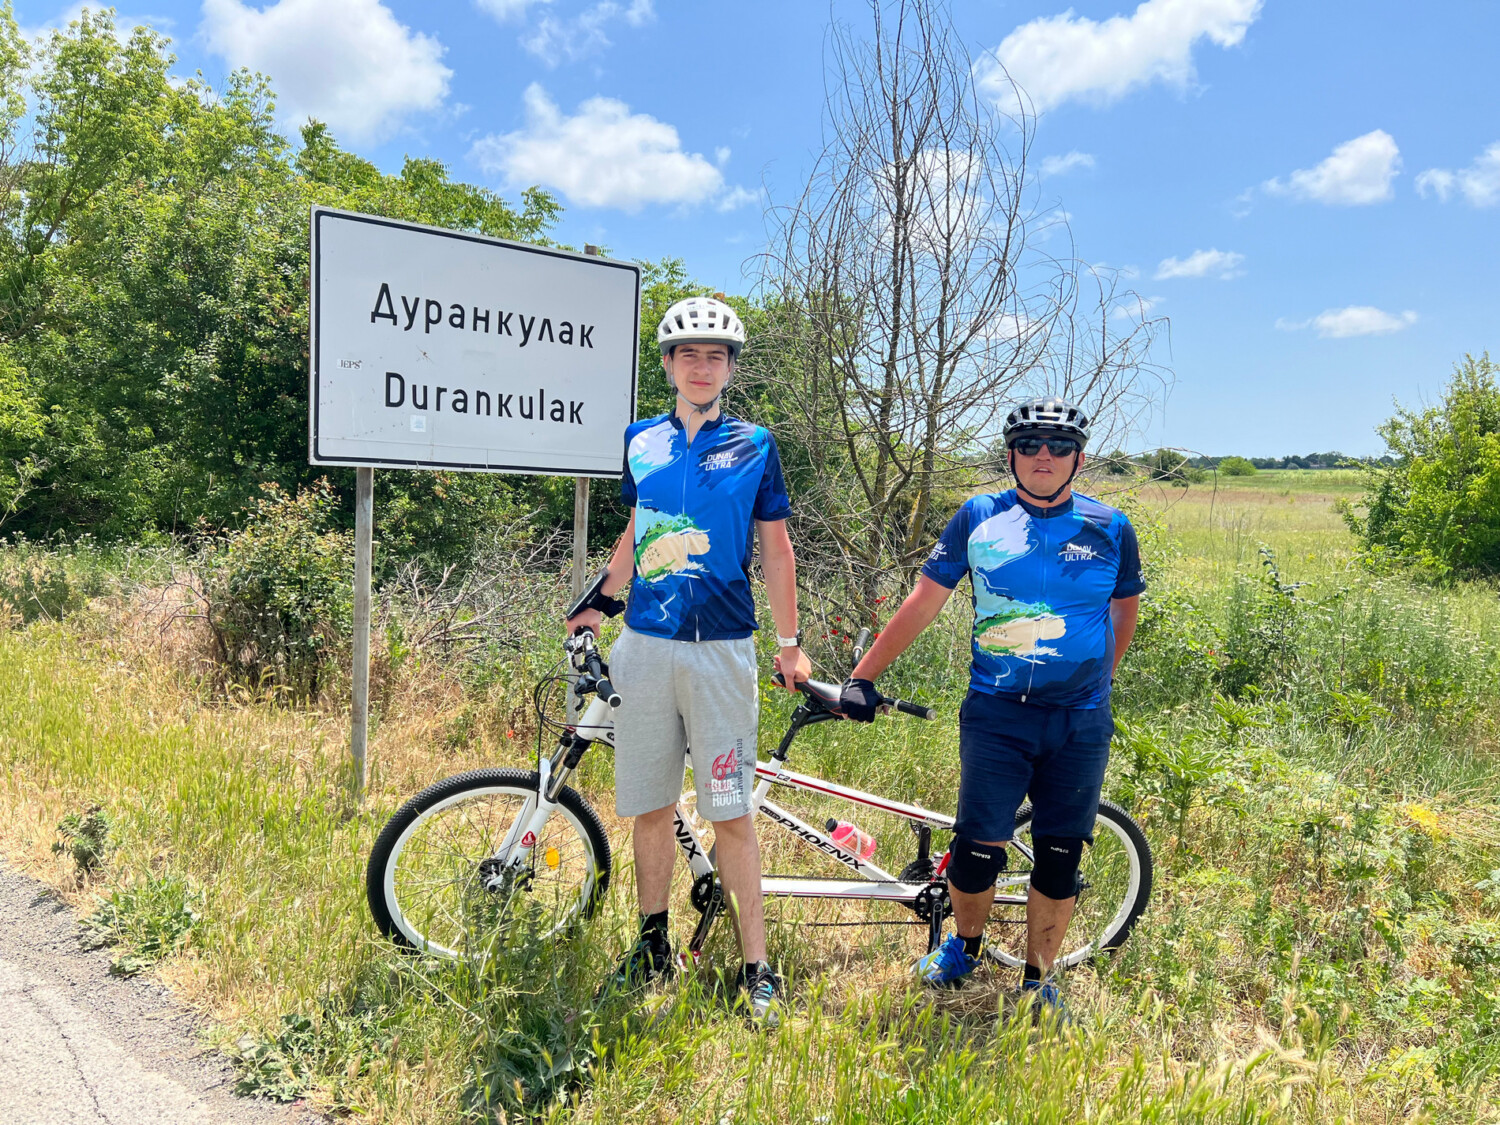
[{"x1": 953, "y1": 689, "x2": 1113, "y2": 844}]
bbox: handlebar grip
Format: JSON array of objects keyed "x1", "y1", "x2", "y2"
[
  {"x1": 772, "y1": 671, "x2": 786, "y2": 687},
  {"x1": 852, "y1": 627, "x2": 871, "y2": 664},
  {"x1": 583, "y1": 651, "x2": 623, "y2": 707},
  {"x1": 883, "y1": 695, "x2": 935, "y2": 720}
]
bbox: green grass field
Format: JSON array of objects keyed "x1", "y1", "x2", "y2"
[{"x1": 1, "y1": 477, "x2": 1497, "y2": 1124}]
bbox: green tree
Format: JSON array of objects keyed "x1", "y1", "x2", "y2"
[
  {"x1": 0, "y1": 10, "x2": 570, "y2": 570},
  {"x1": 1346, "y1": 353, "x2": 1500, "y2": 578},
  {"x1": 1218, "y1": 456, "x2": 1257, "y2": 477},
  {"x1": 1146, "y1": 448, "x2": 1195, "y2": 485}
]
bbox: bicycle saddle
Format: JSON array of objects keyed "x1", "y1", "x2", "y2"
[{"x1": 798, "y1": 678, "x2": 846, "y2": 712}]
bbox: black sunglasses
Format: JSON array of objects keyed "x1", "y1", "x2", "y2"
[{"x1": 1010, "y1": 437, "x2": 1080, "y2": 458}]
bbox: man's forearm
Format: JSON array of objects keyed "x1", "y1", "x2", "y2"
[
  {"x1": 600, "y1": 515, "x2": 636, "y2": 596},
  {"x1": 1110, "y1": 596, "x2": 1139, "y2": 674},
  {"x1": 761, "y1": 542, "x2": 799, "y2": 637}
]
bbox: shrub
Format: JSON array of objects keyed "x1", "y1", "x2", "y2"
[
  {"x1": 1346, "y1": 353, "x2": 1500, "y2": 579},
  {"x1": 80, "y1": 872, "x2": 202, "y2": 977},
  {"x1": 0, "y1": 536, "x2": 170, "y2": 623},
  {"x1": 53, "y1": 806, "x2": 115, "y2": 875},
  {"x1": 1215, "y1": 547, "x2": 1307, "y2": 697},
  {"x1": 1218, "y1": 455, "x2": 1257, "y2": 476},
  {"x1": 198, "y1": 481, "x2": 353, "y2": 699},
  {"x1": 1146, "y1": 448, "x2": 1205, "y2": 486}
]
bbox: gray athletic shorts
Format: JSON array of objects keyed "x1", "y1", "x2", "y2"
[{"x1": 607, "y1": 626, "x2": 760, "y2": 822}]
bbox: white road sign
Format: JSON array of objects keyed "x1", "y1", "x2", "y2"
[{"x1": 309, "y1": 207, "x2": 640, "y2": 476}]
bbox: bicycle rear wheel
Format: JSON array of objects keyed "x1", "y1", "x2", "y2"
[
  {"x1": 984, "y1": 799, "x2": 1152, "y2": 970},
  {"x1": 366, "y1": 767, "x2": 611, "y2": 960}
]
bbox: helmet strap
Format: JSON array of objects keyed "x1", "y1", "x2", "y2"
[
  {"x1": 1009, "y1": 448, "x2": 1080, "y2": 506},
  {"x1": 666, "y1": 354, "x2": 732, "y2": 418},
  {"x1": 676, "y1": 388, "x2": 721, "y2": 417}
]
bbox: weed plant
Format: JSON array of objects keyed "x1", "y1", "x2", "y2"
[{"x1": 0, "y1": 482, "x2": 1497, "y2": 1123}]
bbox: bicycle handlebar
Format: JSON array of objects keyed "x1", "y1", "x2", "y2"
[
  {"x1": 567, "y1": 628, "x2": 622, "y2": 707},
  {"x1": 852, "y1": 627, "x2": 871, "y2": 667},
  {"x1": 772, "y1": 672, "x2": 935, "y2": 721},
  {"x1": 891, "y1": 698, "x2": 935, "y2": 720}
]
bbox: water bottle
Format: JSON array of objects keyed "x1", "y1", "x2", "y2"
[{"x1": 825, "y1": 818, "x2": 877, "y2": 860}]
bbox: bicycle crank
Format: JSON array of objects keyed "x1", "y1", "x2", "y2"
[{"x1": 682, "y1": 872, "x2": 725, "y2": 960}]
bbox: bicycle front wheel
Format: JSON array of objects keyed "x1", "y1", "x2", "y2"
[
  {"x1": 984, "y1": 799, "x2": 1152, "y2": 970},
  {"x1": 366, "y1": 767, "x2": 611, "y2": 960}
]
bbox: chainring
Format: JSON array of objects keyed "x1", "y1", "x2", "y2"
[
  {"x1": 690, "y1": 872, "x2": 723, "y2": 915},
  {"x1": 911, "y1": 881, "x2": 950, "y2": 923}
]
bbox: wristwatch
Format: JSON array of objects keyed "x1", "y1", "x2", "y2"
[{"x1": 776, "y1": 631, "x2": 802, "y2": 648}]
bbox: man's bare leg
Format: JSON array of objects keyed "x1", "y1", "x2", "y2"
[
  {"x1": 1024, "y1": 888, "x2": 1077, "y2": 973},
  {"x1": 632, "y1": 804, "x2": 678, "y2": 915},
  {"x1": 709, "y1": 813, "x2": 767, "y2": 963}
]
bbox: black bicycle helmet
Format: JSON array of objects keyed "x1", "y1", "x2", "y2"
[{"x1": 1003, "y1": 396, "x2": 1091, "y2": 447}]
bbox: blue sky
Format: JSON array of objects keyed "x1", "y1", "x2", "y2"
[{"x1": 16, "y1": 1, "x2": 1499, "y2": 456}]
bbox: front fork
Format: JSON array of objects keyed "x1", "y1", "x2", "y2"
[{"x1": 485, "y1": 695, "x2": 614, "y2": 887}]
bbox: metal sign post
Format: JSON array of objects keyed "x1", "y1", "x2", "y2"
[
  {"x1": 309, "y1": 210, "x2": 640, "y2": 800},
  {"x1": 350, "y1": 467, "x2": 374, "y2": 793},
  {"x1": 566, "y1": 244, "x2": 603, "y2": 724}
]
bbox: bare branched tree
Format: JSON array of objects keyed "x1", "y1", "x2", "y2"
[{"x1": 742, "y1": 0, "x2": 1167, "y2": 623}]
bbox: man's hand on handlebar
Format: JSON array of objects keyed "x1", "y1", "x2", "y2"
[
  {"x1": 565, "y1": 608, "x2": 602, "y2": 637},
  {"x1": 839, "y1": 677, "x2": 885, "y2": 723},
  {"x1": 773, "y1": 646, "x2": 812, "y2": 693}
]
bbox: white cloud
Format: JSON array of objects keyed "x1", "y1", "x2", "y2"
[
  {"x1": 1040, "y1": 151, "x2": 1095, "y2": 176},
  {"x1": 716, "y1": 185, "x2": 761, "y2": 213},
  {"x1": 199, "y1": 0, "x2": 450, "y2": 144},
  {"x1": 475, "y1": 0, "x2": 550, "y2": 21},
  {"x1": 1415, "y1": 168, "x2": 1456, "y2": 201},
  {"x1": 472, "y1": 84, "x2": 734, "y2": 212},
  {"x1": 978, "y1": 0, "x2": 1262, "y2": 113},
  {"x1": 1276, "y1": 306, "x2": 1418, "y2": 338},
  {"x1": 1113, "y1": 295, "x2": 1160, "y2": 321},
  {"x1": 521, "y1": 0, "x2": 653, "y2": 66},
  {"x1": 1155, "y1": 248, "x2": 1244, "y2": 280},
  {"x1": 1263, "y1": 130, "x2": 1401, "y2": 205},
  {"x1": 1417, "y1": 142, "x2": 1500, "y2": 207}
]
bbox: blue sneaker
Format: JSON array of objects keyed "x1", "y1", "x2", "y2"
[
  {"x1": 1019, "y1": 978, "x2": 1069, "y2": 1025},
  {"x1": 915, "y1": 933, "x2": 980, "y2": 989}
]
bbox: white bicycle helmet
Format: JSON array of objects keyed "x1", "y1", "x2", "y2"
[{"x1": 657, "y1": 296, "x2": 745, "y2": 359}]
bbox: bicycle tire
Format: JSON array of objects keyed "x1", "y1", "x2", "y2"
[
  {"x1": 984, "y1": 799, "x2": 1153, "y2": 970},
  {"x1": 366, "y1": 767, "x2": 611, "y2": 960}
]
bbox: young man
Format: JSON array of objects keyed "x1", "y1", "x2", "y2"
[
  {"x1": 839, "y1": 396, "x2": 1143, "y2": 1012},
  {"x1": 565, "y1": 296, "x2": 810, "y2": 1025}
]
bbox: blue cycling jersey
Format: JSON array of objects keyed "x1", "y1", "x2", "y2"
[
  {"x1": 620, "y1": 412, "x2": 792, "y2": 641},
  {"x1": 921, "y1": 490, "x2": 1145, "y2": 708}
]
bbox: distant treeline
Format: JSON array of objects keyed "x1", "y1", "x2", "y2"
[{"x1": 1184, "y1": 452, "x2": 1394, "y2": 470}]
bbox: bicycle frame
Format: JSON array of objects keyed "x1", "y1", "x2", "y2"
[
  {"x1": 510, "y1": 643, "x2": 1036, "y2": 956},
  {"x1": 669, "y1": 702, "x2": 1036, "y2": 908}
]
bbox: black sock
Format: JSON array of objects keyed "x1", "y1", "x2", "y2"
[
  {"x1": 640, "y1": 910, "x2": 669, "y2": 946},
  {"x1": 962, "y1": 933, "x2": 983, "y2": 958},
  {"x1": 1023, "y1": 962, "x2": 1042, "y2": 984}
]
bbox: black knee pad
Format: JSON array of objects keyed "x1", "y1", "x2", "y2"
[
  {"x1": 946, "y1": 837, "x2": 1007, "y2": 895},
  {"x1": 1029, "y1": 836, "x2": 1085, "y2": 900}
]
